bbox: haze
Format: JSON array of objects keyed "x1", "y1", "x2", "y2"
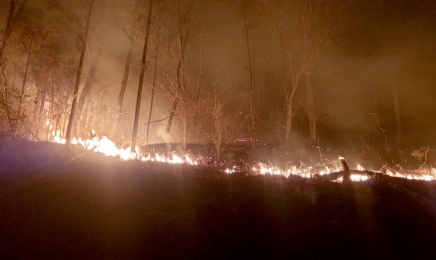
[{"x1": 1, "y1": 0, "x2": 435, "y2": 150}]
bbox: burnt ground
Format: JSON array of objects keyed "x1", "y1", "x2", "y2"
[{"x1": 1, "y1": 140, "x2": 436, "y2": 259}]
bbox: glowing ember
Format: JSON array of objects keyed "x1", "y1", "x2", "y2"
[{"x1": 350, "y1": 174, "x2": 369, "y2": 182}]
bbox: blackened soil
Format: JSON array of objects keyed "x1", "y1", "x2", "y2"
[{"x1": 1, "y1": 156, "x2": 436, "y2": 259}]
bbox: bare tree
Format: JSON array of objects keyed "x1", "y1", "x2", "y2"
[
  {"x1": 109, "y1": 44, "x2": 133, "y2": 140},
  {"x1": 130, "y1": 0, "x2": 153, "y2": 152},
  {"x1": 0, "y1": 0, "x2": 28, "y2": 67},
  {"x1": 16, "y1": 31, "x2": 34, "y2": 132},
  {"x1": 164, "y1": 0, "x2": 190, "y2": 136},
  {"x1": 76, "y1": 43, "x2": 103, "y2": 133},
  {"x1": 145, "y1": 34, "x2": 161, "y2": 144},
  {"x1": 242, "y1": 1, "x2": 256, "y2": 149},
  {"x1": 264, "y1": 0, "x2": 339, "y2": 147},
  {"x1": 201, "y1": 88, "x2": 244, "y2": 160},
  {"x1": 305, "y1": 72, "x2": 317, "y2": 143},
  {"x1": 65, "y1": 0, "x2": 95, "y2": 145},
  {"x1": 160, "y1": 0, "x2": 204, "y2": 150}
]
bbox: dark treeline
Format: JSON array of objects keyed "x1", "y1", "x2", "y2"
[{"x1": 1, "y1": 0, "x2": 436, "y2": 156}]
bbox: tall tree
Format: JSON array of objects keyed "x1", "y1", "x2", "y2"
[
  {"x1": 16, "y1": 31, "x2": 34, "y2": 127},
  {"x1": 76, "y1": 43, "x2": 102, "y2": 136},
  {"x1": 130, "y1": 0, "x2": 153, "y2": 152},
  {"x1": 109, "y1": 44, "x2": 133, "y2": 140},
  {"x1": 305, "y1": 72, "x2": 317, "y2": 143},
  {"x1": 242, "y1": 1, "x2": 256, "y2": 148},
  {"x1": 164, "y1": 0, "x2": 189, "y2": 135},
  {"x1": 263, "y1": 0, "x2": 339, "y2": 147},
  {"x1": 0, "y1": 0, "x2": 82, "y2": 139},
  {"x1": 65, "y1": 0, "x2": 95, "y2": 145},
  {"x1": 161, "y1": 0, "x2": 202, "y2": 150},
  {"x1": 145, "y1": 38, "x2": 160, "y2": 144},
  {"x1": 301, "y1": 0, "x2": 336, "y2": 145},
  {"x1": 200, "y1": 88, "x2": 244, "y2": 160},
  {"x1": 0, "y1": 0, "x2": 28, "y2": 67}
]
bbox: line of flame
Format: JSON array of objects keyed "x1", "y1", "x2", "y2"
[{"x1": 53, "y1": 136, "x2": 435, "y2": 182}]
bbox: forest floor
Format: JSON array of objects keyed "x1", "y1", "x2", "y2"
[{"x1": 1, "y1": 139, "x2": 436, "y2": 259}]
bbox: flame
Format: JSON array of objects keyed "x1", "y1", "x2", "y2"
[
  {"x1": 250, "y1": 162, "x2": 343, "y2": 179},
  {"x1": 384, "y1": 168, "x2": 435, "y2": 181},
  {"x1": 52, "y1": 135, "x2": 435, "y2": 182},
  {"x1": 53, "y1": 135, "x2": 198, "y2": 165}
]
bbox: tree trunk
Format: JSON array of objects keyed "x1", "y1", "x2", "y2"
[
  {"x1": 284, "y1": 99, "x2": 293, "y2": 148},
  {"x1": 165, "y1": 40, "x2": 186, "y2": 134},
  {"x1": 145, "y1": 43, "x2": 159, "y2": 144},
  {"x1": 33, "y1": 88, "x2": 44, "y2": 139},
  {"x1": 65, "y1": 0, "x2": 95, "y2": 145},
  {"x1": 109, "y1": 44, "x2": 133, "y2": 140},
  {"x1": 182, "y1": 105, "x2": 187, "y2": 151},
  {"x1": 3, "y1": 88, "x2": 15, "y2": 133},
  {"x1": 0, "y1": 0, "x2": 16, "y2": 66},
  {"x1": 17, "y1": 32, "x2": 33, "y2": 124},
  {"x1": 131, "y1": 0, "x2": 153, "y2": 153},
  {"x1": 305, "y1": 72, "x2": 317, "y2": 144},
  {"x1": 49, "y1": 72, "x2": 55, "y2": 139},
  {"x1": 165, "y1": 100, "x2": 177, "y2": 133},
  {"x1": 76, "y1": 44, "x2": 102, "y2": 129},
  {"x1": 284, "y1": 76, "x2": 300, "y2": 148},
  {"x1": 243, "y1": 2, "x2": 256, "y2": 149},
  {"x1": 166, "y1": 0, "x2": 191, "y2": 136}
]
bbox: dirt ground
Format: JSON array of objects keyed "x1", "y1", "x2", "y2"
[{"x1": 1, "y1": 141, "x2": 436, "y2": 259}]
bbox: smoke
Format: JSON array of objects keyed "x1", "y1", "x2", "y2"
[
  {"x1": 157, "y1": 126, "x2": 176, "y2": 144},
  {"x1": 2, "y1": 0, "x2": 436, "y2": 148}
]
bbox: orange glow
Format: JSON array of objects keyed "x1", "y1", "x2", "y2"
[{"x1": 53, "y1": 136, "x2": 435, "y2": 182}]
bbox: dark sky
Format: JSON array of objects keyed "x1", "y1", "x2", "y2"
[{"x1": 1, "y1": 0, "x2": 436, "y2": 147}]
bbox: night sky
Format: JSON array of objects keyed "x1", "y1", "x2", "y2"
[{"x1": 1, "y1": 0, "x2": 436, "y2": 148}]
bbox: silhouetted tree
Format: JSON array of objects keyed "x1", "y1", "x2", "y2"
[
  {"x1": 242, "y1": 1, "x2": 256, "y2": 149},
  {"x1": 109, "y1": 44, "x2": 133, "y2": 141},
  {"x1": 130, "y1": 0, "x2": 153, "y2": 152},
  {"x1": 0, "y1": 0, "x2": 28, "y2": 67},
  {"x1": 263, "y1": 0, "x2": 341, "y2": 147},
  {"x1": 200, "y1": 88, "x2": 244, "y2": 160},
  {"x1": 65, "y1": 0, "x2": 95, "y2": 145},
  {"x1": 145, "y1": 34, "x2": 161, "y2": 144}
]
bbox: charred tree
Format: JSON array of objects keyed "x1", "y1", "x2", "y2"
[
  {"x1": 165, "y1": 35, "x2": 187, "y2": 134},
  {"x1": 0, "y1": 0, "x2": 15, "y2": 67},
  {"x1": 242, "y1": 2, "x2": 256, "y2": 149},
  {"x1": 33, "y1": 88, "x2": 45, "y2": 139},
  {"x1": 76, "y1": 44, "x2": 102, "y2": 130},
  {"x1": 284, "y1": 72, "x2": 303, "y2": 147},
  {"x1": 305, "y1": 72, "x2": 317, "y2": 144},
  {"x1": 165, "y1": 100, "x2": 177, "y2": 133},
  {"x1": 165, "y1": 0, "x2": 191, "y2": 138},
  {"x1": 65, "y1": 0, "x2": 95, "y2": 145},
  {"x1": 263, "y1": 0, "x2": 339, "y2": 148},
  {"x1": 0, "y1": 0, "x2": 27, "y2": 66},
  {"x1": 109, "y1": 44, "x2": 133, "y2": 140},
  {"x1": 131, "y1": 0, "x2": 153, "y2": 153},
  {"x1": 145, "y1": 42, "x2": 159, "y2": 144},
  {"x1": 17, "y1": 31, "x2": 34, "y2": 126}
]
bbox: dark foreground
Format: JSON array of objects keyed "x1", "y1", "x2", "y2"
[{"x1": 1, "y1": 142, "x2": 436, "y2": 259}]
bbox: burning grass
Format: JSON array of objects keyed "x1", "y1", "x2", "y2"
[{"x1": 49, "y1": 135, "x2": 436, "y2": 183}]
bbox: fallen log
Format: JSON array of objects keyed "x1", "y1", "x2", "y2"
[{"x1": 321, "y1": 157, "x2": 384, "y2": 182}]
